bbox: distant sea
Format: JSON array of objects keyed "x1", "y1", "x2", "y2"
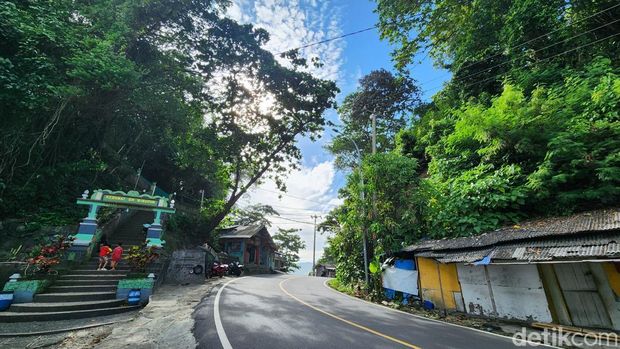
[{"x1": 291, "y1": 261, "x2": 313, "y2": 276}]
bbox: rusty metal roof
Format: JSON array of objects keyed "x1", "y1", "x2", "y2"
[
  {"x1": 404, "y1": 208, "x2": 620, "y2": 253},
  {"x1": 219, "y1": 225, "x2": 266, "y2": 238},
  {"x1": 413, "y1": 232, "x2": 620, "y2": 263},
  {"x1": 218, "y1": 225, "x2": 277, "y2": 249}
]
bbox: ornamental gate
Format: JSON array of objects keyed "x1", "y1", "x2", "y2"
[{"x1": 72, "y1": 189, "x2": 176, "y2": 250}]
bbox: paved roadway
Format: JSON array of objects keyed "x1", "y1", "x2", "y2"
[{"x1": 193, "y1": 275, "x2": 553, "y2": 349}]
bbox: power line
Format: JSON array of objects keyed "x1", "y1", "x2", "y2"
[
  {"x1": 421, "y1": 18, "x2": 620, "y2": 93},
  {"x1": 241, "y1": 202, "x2": 327, "y2": 212},
  {"x1": 269, "y1": 215, "x2": 317, "y2": 225},
  {"x1": 418, "y1": 2, "x2": 620, "y2": 87},
  {"x1": 254, "y1": 187, "x2": 334, "y2": 206},
  {"x1": 424, "y1": 31, "x2": 620, "y2": 94},
  {"x1": 278, "y1": 25, "x2": 377, "y2": 55}
]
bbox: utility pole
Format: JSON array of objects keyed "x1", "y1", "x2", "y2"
[
  {"x1": 311, "y1": 215, "x2": 320, "y2": 276},
  {"x1": 360, "y1": 171, "x2": 369, "y2": 285},
  {"x1": 333, "y1": 130, "x2": 369, "y2": 285},
  {"x1": 133, "y1": 160, "x2": 145, "y2": 191},
  {"x1": 199, "y1": 189, "x2": 205, "y2": 210},
  {"x1": 370, "y1": 112, "x2": 377, "y2": 289}
]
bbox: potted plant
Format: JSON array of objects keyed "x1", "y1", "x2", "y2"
[
  {"x1": 2, "y1": 235, "x2": 73, "y2": 303},
  {"x1": 0, "y1": 291, "x2": 14, "y2": 311}
]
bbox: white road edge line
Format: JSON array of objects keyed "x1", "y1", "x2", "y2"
[
  {"x1": 321, "y1": 278, "x2": 561, "y2": 349},
  {"x1": 215, "y1": 277, "x2": 245, "y2": 349}
]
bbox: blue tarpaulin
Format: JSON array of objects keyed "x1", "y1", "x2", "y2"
[
  {"x1": 384, "y1": 288, "x2": 396, "y2": 299},
  {"x1": 473, "y1": 255, "x2": 491, "y2": 265},
  {"x1": 394, "y1": 259, "x2": 415, "y2": 270}
]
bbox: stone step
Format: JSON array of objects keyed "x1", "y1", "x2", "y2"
[
  {"x1": 47, "y1": 284, "x2": 117, "y2": 293},
  {"x1": 54, "y1": 279, "x2": 121, "y2": 286},
  {"x1": 0, "y1": 305, "x2": 140, "y2": 322},
  {"x1": 59, "y1": 274, "x2": 126, "y2": 280},
  {"x1": 35, "y1": 291, "x2": 116, "y2": 302},
  {"x1": 81, "y1": 268, "x2": 131, "y2": 273},
  {"x1": 68, "y1": 269, "x2": 129, "y2": 275},
  {"x1": 9, "y1": 299, "x2": 125, "y2": 313}
]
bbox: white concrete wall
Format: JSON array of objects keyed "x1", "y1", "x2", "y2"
[
  {"x1": 457, "y1": 264, "x2": 552, "y2": 322},
  {"x1": 590, "y1": 263, "x2": 620, "y2": 331},
  {"x1": 487, "y1": 264, "x2": 552, "y2": 322},
  {"x1": 456, "y1": 264, "x2": 493, "y2": 316}
]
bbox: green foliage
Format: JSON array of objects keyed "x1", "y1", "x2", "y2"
[
  {"x1": 327, "y1": 278, "x2": 357, "y2": 297},
  {"x1": 375, "y1": 0, "x2": 620, "y2": 96},
  {"x1": 3, "y1": 279, "x2": 50, "y2": 293},
  {"x1": 24, "y1": 234, "x2": 74, "y2": 276},
  {"x1": 327, "y1": 1, "x2": 620, "y2": 292},
  {"x1": 165, "y1": 211, "x2": 218, "y2": 250},
  {"x1": 117, "y1": 278, "x2": 154, "y2": 289},
  {"x1": 272, "y1": 228, "x2": 305, "y2": 273},
  {"x1": 228, "y1": 204, "x2": 279, "y2": 227},
  {"x1": 0, "y1": 0, "x2": 337, "y2": 238},
  {"x1": 327, "y1": 69, "x2": 419, "y2": 169},
  {"x1": 125, "y1": 245, "x2": 159, "y2": 273},
  {"x1": 324, "y1": 153, "x2": 420, "y2": 287}
]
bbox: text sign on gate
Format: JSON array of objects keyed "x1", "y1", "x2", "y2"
[{"x1": 102, "y1": 194, "x2": 158, "y2": 207}]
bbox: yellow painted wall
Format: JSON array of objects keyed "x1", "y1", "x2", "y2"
[
  {"x1": 417, "y1": 257, "x2": 462, "y2": 310},
  {"x1": 603, "y1": 262, "x2": 620, "y2": 297}
]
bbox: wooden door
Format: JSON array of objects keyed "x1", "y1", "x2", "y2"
[{"x1": 554, "y1": 263, "x2": 612, "y2": 329}]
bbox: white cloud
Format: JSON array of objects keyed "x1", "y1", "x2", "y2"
[
  {"x1": 227, "y1": 0, "x2": 344, "y2": 82},
  {"x1": 228, "y1": 1, "x2": 345, "y2": 263},
  {"x1": 239, "y1": 161, "x2": 339, "y2": 262}
]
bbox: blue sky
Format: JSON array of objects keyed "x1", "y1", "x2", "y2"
[{"x1": 229, "y1": 0, "x2": 449, "y2": 262}]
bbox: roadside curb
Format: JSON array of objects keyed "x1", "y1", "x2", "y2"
[
  {"x1": 321, "y1": 278, "x2": 562, "y2": 349},
  {"x1": 0, "y1": 317, "x2": 134, "y2": 337}
]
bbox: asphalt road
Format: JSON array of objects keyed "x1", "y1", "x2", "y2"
[{"x1": 193, "y1": 275, "x2": 551, "y2": 349}]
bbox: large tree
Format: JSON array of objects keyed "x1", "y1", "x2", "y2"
[
  {"x1": 327, "y1": 69, "x2": 419, "y2": 169},
  {"x1": 0, "y1": 0, "x2": 338, "y2": 236},
  {"x1": 272, "y1": 228, "x2": 306, "y2": 272},
  {"x1": 229, "y1": 204, "x2": 279, "y2": 227},
  {"x1": 375, "y1": 0, "x2": 620, "y2": 97}
]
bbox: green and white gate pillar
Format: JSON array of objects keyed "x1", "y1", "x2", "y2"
[
  {"x1": 146, "y1": 208, "x2": 167, "y2": 248},
  {"x1": 74, "y1": 190, "x2": 100, "y2": 246}
]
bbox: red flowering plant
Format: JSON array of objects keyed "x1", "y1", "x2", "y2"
[
  {"x1": 24, "y1": 235, "x2": 75, "y2": 276},
  {"x1": 125, "y1": 243, "x2": 160, "y2": 273}
]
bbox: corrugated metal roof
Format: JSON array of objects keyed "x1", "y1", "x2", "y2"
[
  {"x1": 417, "y1": 232, "x2": 620, "y2": 263},
  {"x1": 404, "y1": 208, "x2": 620, "y2": 253},
  {"x1": 218, "y1": 224, "x2": 278, "y2": 249},
  {"x1": 219, "y1": 225, "x2": 266, "y2": 238}
]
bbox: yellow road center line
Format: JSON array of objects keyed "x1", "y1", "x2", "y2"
[{"x1": 279, "y1": 278, "x2": 422, "y2": 349}]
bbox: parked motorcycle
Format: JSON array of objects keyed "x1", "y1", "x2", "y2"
[
  {"x1": 228, "y1": 261, "x2": 243, "y2": 277},
  {"x1": 210, "y1": 262, "x2": 228, "y2": 278}
]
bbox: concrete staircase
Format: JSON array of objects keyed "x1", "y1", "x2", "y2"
[{"x1": 0, "y1": 212, "x2": 153, "y2": 322}]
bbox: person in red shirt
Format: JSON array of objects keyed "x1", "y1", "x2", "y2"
[
  {"x1": 98, "y1": 243, "x2": 112, "y2": 271},
  {"x1": 110, "y1": 242, "x2": 124, "y2": 271}
]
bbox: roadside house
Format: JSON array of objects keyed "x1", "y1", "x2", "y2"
[
  {"x1": 315, "y1": 264, "x2": 336, "y2": 277},
  {"x1": 400, "y1": 208, "x2": 620, "y2": 331},
  {"x1": 219, "y1": 225, "x2": 277, "y2": 273},
  {"x1": 273, "y1": 251, "x2": 285, "y2": 271}
]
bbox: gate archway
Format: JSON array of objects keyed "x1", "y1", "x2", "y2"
[{"x1": 73, "y1": 189, "x2": 176, "y2": 250}]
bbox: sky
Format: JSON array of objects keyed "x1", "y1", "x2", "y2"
[{"x1": 227, "y1": 0, "x2": 450, "y2": 263}]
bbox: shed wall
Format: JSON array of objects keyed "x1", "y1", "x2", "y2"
[
  {"x1": 457, "y1": 264, "x2": 552, "y2": 322},
  {"x1": 487, "y1": 264, "x2": 552, "y2": 322},
  {"x1": 456, "y1": 264, "x2": 493, "y2": 316},
  {"x1": 603, "y1": 262, "x2": 620, "y2": 297},
  {"x1": 417, "y1": 257, "x2": 463, "y2": 310}
]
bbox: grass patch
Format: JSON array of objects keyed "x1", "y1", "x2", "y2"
[{"x1": 327, "y1": 278, "x2": 356, "y2": 297}]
